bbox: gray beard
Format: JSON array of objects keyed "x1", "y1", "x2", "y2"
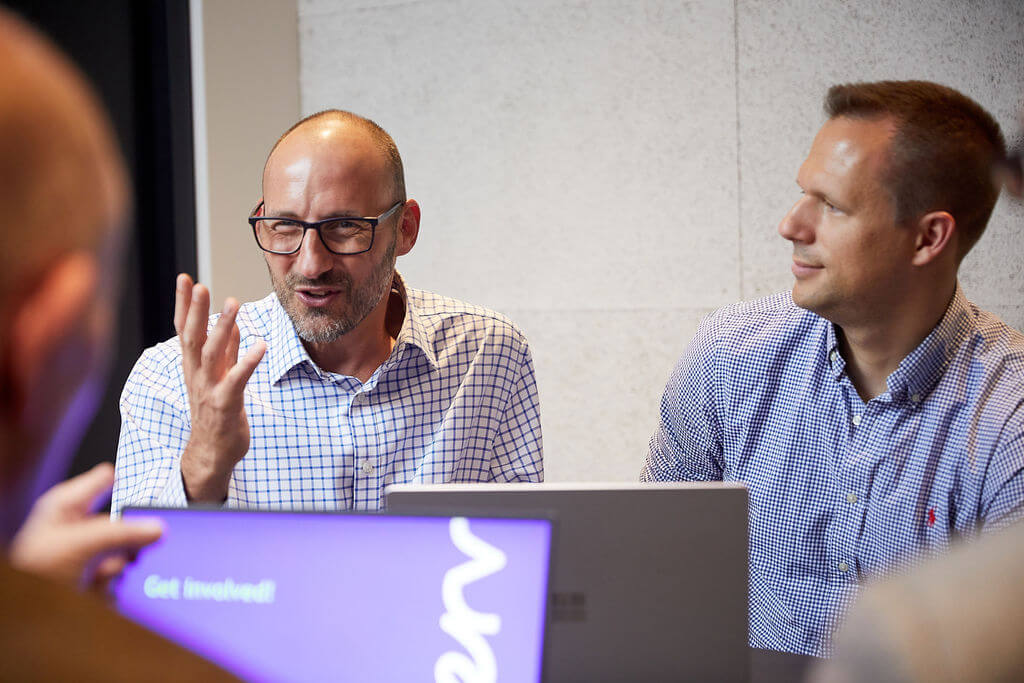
[{"x1": 272, "y1": 236, "x2": 396, "y2": 345}]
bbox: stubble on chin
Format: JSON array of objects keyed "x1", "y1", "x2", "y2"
[{"x1": 269, "y1": 238, "x2": 397, "y2": 345}]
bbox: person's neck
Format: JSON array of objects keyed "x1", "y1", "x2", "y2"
[
  {"x1": 302, "y1": 290, "x2": 404, "y2": 382},
  {"x1": 836, "y1": 279, "x2": 956, "y2": 402}
]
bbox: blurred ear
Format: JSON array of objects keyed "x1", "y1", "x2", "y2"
[
  {"x1": 4, "y1": 251, "x2": 102, "y2": 434},
  {"x1": 395, "y1": 199, "x2": 420, "y2": 257},
  {"x1": 911, "y1": 210, "x2": 956, "y2": 267}
]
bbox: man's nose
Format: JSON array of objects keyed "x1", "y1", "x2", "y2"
[
  {"x1": 777, "y1": 197, "x2": 815, "y2": 244},
  {"x1": 294, "y1": 228, "x2": 334, "y2": 279}
]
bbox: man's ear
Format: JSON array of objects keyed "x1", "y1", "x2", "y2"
[
  {"x1": 911, "y1": 211, "x2": 956, "y2": 266},
  {"x1": 395, "y1": 199, "x2": 421, "y2": 257},
  {"x1": 4, "y1": 251, "x2": 102, "y2": 434}
]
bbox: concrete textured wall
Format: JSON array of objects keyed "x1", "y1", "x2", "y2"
[{"x1": 295, "y1": 0, "x2": 1024, "y2": 482}]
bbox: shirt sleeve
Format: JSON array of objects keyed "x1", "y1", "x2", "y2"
[
  {"x1": 488, "y1": 338, "x2": 544, "y2": 483},
  {"x1": 979, "y1": 404, "x2": 1024, "y2": 531},
  {"x1": 111, "y1": 345, "x2": 192, "y2": 517},
  {"x1": 640, "y1": 313, "x2": 725, "y2": 482}
]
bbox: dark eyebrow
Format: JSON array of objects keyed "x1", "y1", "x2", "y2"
[{"x1": 262, "y1": 209, "x2": 364, "y2": 220}]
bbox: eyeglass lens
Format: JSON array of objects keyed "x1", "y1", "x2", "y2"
[{"x1": 254, "y1": 218, "x2": 374, "y2": 254}]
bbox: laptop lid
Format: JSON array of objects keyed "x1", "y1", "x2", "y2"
[
  {"x1": 386, "y1": 482, "x2": 749, "y2": 683},
  {"x1": 113, "y1": 507, "x2": 554, "y2": 682}
]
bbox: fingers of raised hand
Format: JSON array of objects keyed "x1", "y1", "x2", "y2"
[
  {"x1": 223, "y1": 339, "x2": 267, "y2": 396},
  {"x1": 180, "y1": 282, "x2": 211, "y2": 371},
  {"x1": 225, "y1": 321, "x2": 241, "y2": 368},
  {"x1": 173, "y1": 273, "x2": 194, "y2": 336},
  {"x1": 200, "y1": 298, "x2": 240, "y2": 372}
]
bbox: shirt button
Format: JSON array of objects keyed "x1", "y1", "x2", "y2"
[
  {"x1": 851, "y1": 414, "x2": 861, "y2": 426},
  {"x1": 838, "y1": 562, "x2": 849, "y2": 573},
  {"x1": 830, "y1": 351, "x2": 839, "y2": 363},
  {"x1": 910, "y1": 393, "x2": 921, "y2": 404},
  {"x1": 361, "y1": 460, "x2": 374, "y2": 475},
  {"x1": 846, "y1": 492, "x2": 857, "y2": 504}
]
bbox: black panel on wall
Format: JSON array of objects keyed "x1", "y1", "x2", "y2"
[{"x1": 3, "y1": 0, "x2": 197, "y2": 479}]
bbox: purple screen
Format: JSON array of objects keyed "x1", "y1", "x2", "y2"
[{"x1": 115, "y1": 508, "x2": 552, "y2": 682}]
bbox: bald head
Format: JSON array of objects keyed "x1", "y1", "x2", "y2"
[
  {"x1": 264, "y1": 110, "x2": 406, "y2": 203},
  {"x1": 0, "y1": 10, "x2": 128, "y2": 303}
]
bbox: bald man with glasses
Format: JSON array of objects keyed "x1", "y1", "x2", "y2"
[{"x1": 113, "y1": 111, "x2": 543, "y2": 514}]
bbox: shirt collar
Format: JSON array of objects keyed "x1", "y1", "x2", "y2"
[
  {"x1": 824, "y1": 283, "x2": 972, "y2": 401},
  {"x1": 265, "y1": 271, "x2": 439, "y2": 385},
  {"x1": 825, "y1": 322, "x2": 846, "y2": 380},
  {"x1": 266, "y1": 293, "x2": 319, "y2": 384},
  {"x1": 387, "y1": 272, "x2": 440, "y2": 372},
  {"x1": 888, "y1": 283, "x2": 972, "y2": 401}
]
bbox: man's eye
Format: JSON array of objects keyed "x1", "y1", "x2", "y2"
[
  {"x1": 268, "y1": 220, "x2": 301, "y2": 232},
  {"x1": 824, "y1": 200, "x2": 842, "y2": 214},
  {"x1": 323, "y1": 220, "x2": 369, "y2": 233}
]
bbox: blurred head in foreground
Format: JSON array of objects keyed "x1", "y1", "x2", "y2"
[{"x1": 0, "y1": 8, "x2": 129, "y2": 537}]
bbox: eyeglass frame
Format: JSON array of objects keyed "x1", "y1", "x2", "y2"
[{"x1": 247, "y1": 199, "x2": 404, "y2": 256}]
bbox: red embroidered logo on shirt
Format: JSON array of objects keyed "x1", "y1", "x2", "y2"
[{"x1": 927, "y1": 508, "x2": 936, "y2": 527}]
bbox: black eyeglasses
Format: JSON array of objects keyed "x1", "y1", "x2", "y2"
[{"x1": 248, "y1": 200, "x2": 403, "y2": 255}]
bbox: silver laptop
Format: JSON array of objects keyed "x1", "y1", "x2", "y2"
[{"x1": 386, "y1": 482, "x2": 749, "y2": 683}]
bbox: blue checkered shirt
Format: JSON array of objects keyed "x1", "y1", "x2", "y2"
[
  {"x1": 641, "y1": 285, "x2": 1024, "y2": 657},
  {"x1": 113, "y1": 274, "x2": 543, "y2": 515}
]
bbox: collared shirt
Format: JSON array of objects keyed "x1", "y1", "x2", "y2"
[
  {"x1": 113, "y1": 274, "x2": 543, "y2": 515},
  {"x1": 641, "y1": 285, "x2": 1024, "y2": 657}
]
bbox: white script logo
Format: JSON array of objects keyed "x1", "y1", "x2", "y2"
[{"x1": 435, "y1": 517, "x2": 507, "y2": 683}]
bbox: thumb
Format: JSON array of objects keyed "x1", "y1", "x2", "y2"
[{"x1": 32, "y1": 462, "x2": 116, "y2": 520}]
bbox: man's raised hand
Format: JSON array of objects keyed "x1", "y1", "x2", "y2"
[{"x1": 174, "y1": 274, "x2": 266, "y2": 503}]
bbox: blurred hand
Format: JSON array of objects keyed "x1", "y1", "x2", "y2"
[
  {"x1": 997, "y1": 110, "x2": 1023, "y2": 199},
  {"x1": 175, "y1": 273, "x2": 266, "y2": 503},
  {"x1": 8, "y1": 462, "x2": 162, "y2": 592},
  {"x1": 999, "y1": 148, "x2": 1023, "y2": 199}
]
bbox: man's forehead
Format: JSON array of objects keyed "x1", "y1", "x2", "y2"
[
  {"x1": 264, "y1": 123, "x2": 386, "y2": 184},
  {"x1": 800, "y1": 117, "x2": 894, "y2": 186}
]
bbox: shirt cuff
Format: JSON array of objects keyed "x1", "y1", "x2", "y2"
[{"x1": 154, "y1": 459, "x2": 190, "y2": 508}]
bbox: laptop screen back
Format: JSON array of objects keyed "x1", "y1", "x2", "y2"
[
  {"x1": 113, "y1": 508, "x2": 553, "y2": 682},
  {"x1": 386, "y1": 482, "x2": 749, "y2": 682}
]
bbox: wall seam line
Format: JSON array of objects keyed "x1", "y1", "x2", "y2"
[{"x1": 733, "y1": 0, "x2": 744, "y2": 301}]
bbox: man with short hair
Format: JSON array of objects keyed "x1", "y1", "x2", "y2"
[
  {"x1": 113, "y1": 110, "x2": 543, "y2": 514},
  {"x1": 641, "y1": 80, "x2": 1024, "y2": 656},
  {"x1": 810, "y1": 116, "x2": 1024, "y2": 683},
  {"x1": 0, "y1": 9, "x2": 233, "y2": 678}
]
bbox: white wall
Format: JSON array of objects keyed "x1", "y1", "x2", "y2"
[
  {"x1": 204, "y1": 0, "x2": 1024, "y2": 482},
  {"x1": 192, "y1": 0, "x2": 301, "y2": 308}
]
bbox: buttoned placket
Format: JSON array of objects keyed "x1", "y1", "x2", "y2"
[
  {"x1": 831, "y1": 373, "x2": 874, "y2": 582},
  {"x1": 349, "y1": 358, "x2": 395, "y2": 511}
]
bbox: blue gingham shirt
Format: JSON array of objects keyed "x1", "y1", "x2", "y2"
[
  {"x1": 113, "y1": 274, "x2": 543, "y2": 515},
  {"x1": 641, "y1": 285, "x2": 1024, "y2": 656}
]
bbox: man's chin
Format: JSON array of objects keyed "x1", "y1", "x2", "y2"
[
  {"x1": 295, "y1": 322, "x2": 349, "y2": 345},
  {"x1": 295, "y1": 311, "x2": 351, "y2": 342},
  {"x1": 791, "y1": 283, "x2": 820, "y2": 313},
  {"x1": 792, "y1": 286, "x2": 843, "y2": 323}
]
